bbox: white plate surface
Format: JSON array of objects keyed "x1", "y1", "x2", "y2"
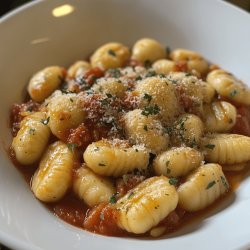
[{"x1": 0, "y1": 0, "x2": 250, "y2": 249}]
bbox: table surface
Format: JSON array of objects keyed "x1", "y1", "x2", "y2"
[{"x1": 0, "y1": 0, "x2": 249, "y2": 249}]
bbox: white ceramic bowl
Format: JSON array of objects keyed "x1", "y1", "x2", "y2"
[{"x1": 1, "y1": 0, "x2": 250, "y2": 249}]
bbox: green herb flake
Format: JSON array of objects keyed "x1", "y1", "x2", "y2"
[
  {"x1": 106, "y1": 93, "x2": 113, "y2": 98},
  {"x1": 143, "y1": 93, "x2": 152, "y2": 103},
  {"x1": 100, "y1": 98, "x2": 109, "y2": 106},
  {"x1": 143, "y1": 125, "x2": 148, "y2": 131},
  {"x1": 145, "y1": 71, "x2": 156, "y2": 78},
  {"x1": 206, "y1": 180, "x2": 216, "y2": 190},
  {"x1": 99, "y1": 163, "x2": 106, "y2": 167},
  {"x1": 135, "y1": 148, "x2": 139, "y2": 152},
  {"x1": 169, "y1": 177, "x2": 178, "y2": 185},
  {"x1": 109, "y1": 192, "x2": 119, "y2": 204},
  {"x1": 70, "y1": 98, "x2": 74, "y2": 103},
  {"x1": 108, "y1": 68, "x2": 121, "y2": 78},
  {"x1": 108, "y1": 49, "x2": 116, "y2": 57},
  {"x1": 67, "y1": 143, "x2": 78, "y2": 152},
  {"x1": 128, "y1": 192, "x2": 135, "y2": 199},
  {"x1": 141, "y1": 104, "x2": 160, "y2": 116},
  {"x1": 205, "y1": 144, "x2": 215, "y2": 150},
  {"x1": 41, "y1": 117, "x2": 50, "y2": 125},
  {"x1": 29, "y1": 128, "x2": 35, "y2": 135},
  {"x1": 230, "y1": 89, "x2": 238, "y2": 97},
  {"x1": 94, "y1": 147, "x2": 100, "y2": 152},
  {"x1": 136, "y1": 76, "x2": 142, "y2": 81},
  {"x1": 220, "y1": 176, "x2": 229, "y2": 189}
]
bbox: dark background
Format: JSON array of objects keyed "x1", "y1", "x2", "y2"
[{"x1": 0, "y1": 0, "x2": 249, "y2": 250}]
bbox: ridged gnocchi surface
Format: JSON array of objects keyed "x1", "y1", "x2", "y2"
[
  {"x1": 178, "y1": 163, "x2": 229, "y2": 211},
  {"x1": 123, "y1": 109, "x2": 169, "y2": 153},
  {"x1": 28, "y1": 66, "x2": 64, "y2": 102},
  {"x1": 153, "y1": 147, "x2": 204, "y2": 177},
  {"x1": 116, "y1": 176, "x2": 178, "y2": 234},
  {"x1": 31, "y1": 141, "x2": 73, "y2": 202},
  {"x1": 203, "y1": 101, "x2": 237, "y2": 132},
  {"x1": 12, "y1": 112, "x2": 50, "y2": 165},
  {"x1": 207, "y1": 69, "x2": 250, "y2": 105},
  {"x1": 83, "y1": 140, "x2": 149, "y2": 177},
  {"x1": 73, "y1": 166, "x2": 115, "y2": 207},
  {"x1": 201, "y1": 134, "x2": 250, "y2": 164}
]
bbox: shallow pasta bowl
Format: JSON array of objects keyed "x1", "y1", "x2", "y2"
[{"x1": 1, "y1": 0, "x2": 250, "y2": 249}]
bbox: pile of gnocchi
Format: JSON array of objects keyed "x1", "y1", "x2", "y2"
[{"x1": 10, "y1": 38, "x2": 250, "y2": 237}]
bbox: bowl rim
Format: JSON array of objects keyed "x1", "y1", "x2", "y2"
[{"x1": 0, "y1": 0, "x2": 250, "y2": 250}]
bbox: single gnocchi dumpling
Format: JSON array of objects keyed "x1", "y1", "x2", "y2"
[
  {"x1": 48, "y1": 92, "x2": 86, "y2": 139},
  {"x1": 67, "y1": 60, "x2": 91, "y2": 79},
  {"x1": 201, "y1": 134, "x2": 250, "y2": 165},
  {"x1": 83, "y1": 139, "x2": 149, "y2": 177},
  {"x1": 135, "y1": 76, "x2": 181, "y2": 124},
  {"x1": 73, "y1": 166, "x2": 115, "y2": 207},
  {"x1": 207, "y1": 69, "x2": 250, "y2": 105},
  {"x1": 116, "y1": 176, "x2": 178, "y2": 234},
  {"x1": 172, "y1": 114, "x2": 204, "y2": 147},
  {"x1": 152, "y1": 59, "x2": 175, "y2": 74},
  {"x1": 123, "y1": 109, "x2": 169, "y2": 153},
  {"x1": 178, "y1": 163, "x2": 229, "y2": 212},
  {"x1": 90, "y1": 42, "x2": 130, "y2": 70},
  {"x1": 92, "y1": 78, "x2": 126, "y2": 98},
  {"x1": 167, "y1": 72, "x2": 204, "y2": 115},
  {"x1": 12, "y1": 112, "x2": 51, "y2": 165},
  {"x1": 31, "y1": 141, "x2": 74, "y2": 202},
  {"x1": 132, "y1": 38, "x2": 166, "y2": 63},
  {"x1": 170, "y1": 49, "x2": 209, "y2": 76},
  {"x1": 28, "y1": 66, "x2": 64, "y2": 102},
  {"x1": 153, "y1": 147, "x2": 204, "y2": 177},
  {"x1": 203, "y1": 101, "x2": 237, "y2": 132}
]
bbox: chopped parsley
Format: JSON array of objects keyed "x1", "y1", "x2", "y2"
[
  {"x1": 98, "y1": 163, "x2": 106, "y2": 166},
  {"x1": 143, "y1": 125, "x2": 148, "y2": 131},
  {"x1": 106, "y1": 93, "x2": 113, "y2": 98},
  {"x1": 109, "y1": 192, "x2": 119, "y2": 204},
  {"x1": 128, "y1": 192, "x2": 135, "y2": 199},
  {"x1": 108, "y1": 49, "x2": 116, "y2": 57},
  {"x1": 143, "y1": 93, "x2": 152, "y2": 103},
  {"x1": 70, "y1": 98, "x2": 74, "y2": 102},
  {"x1": 169, "y1": 177, "x2": 178, "y2": 185},
  {"x1": 141, "y1": 104, "x2": 160, "y2": 116},
  {"x1": 220, "y1": 176, "x2": 229, "y2": 189},
  {"x1": 41, "y1": 117, "x2": 50, "y2": 125},
  {"x1": 145, "y1": 71, "x2": 156, "y2": 78},
  {"x1": 136, "y1": 76, "x2": 142, "y2": 81},
  {"x1": 206, "y1": 180, "x2": 216, "y2": 190},
  {"x1": 29, "y1": 128, "x2": 35, "y2": 135},
  {"x1": 107, "y1": 68, "x2": 121, "y2": 78},
  {"x1": 205, "y1": 144, "x2": 215, "y2": 150},
  {"x1": 67, "y1": 143, "x2": 78, "y2": 152},
  {"x1": 230, "y1": 89, "x2": 238, "y2": 97}
]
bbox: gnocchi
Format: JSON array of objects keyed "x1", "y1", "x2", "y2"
[
  {"x1": 178, "y1": 163, "x2": 229, "y2": 211},
  {"x1": 12, "y1": 112, "x2": 50, "y2": 165},
  {"x1": 28, "y1": 66, "x2": 64, "y2": 102},
  {"x1": 9, "y1": 38, "x2": 250, "y2": 238},
  {"x1": 31, "y1": 141, "x2": 73, "y2": 202}
]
